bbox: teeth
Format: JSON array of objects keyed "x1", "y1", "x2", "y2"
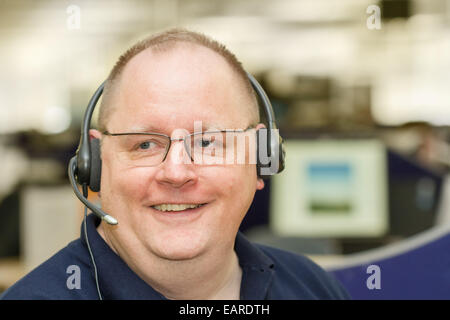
[{"x1": 152, "y1": 204, "x2": 203, "y2": 212}]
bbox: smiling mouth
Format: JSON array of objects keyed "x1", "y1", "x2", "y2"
[{"x1": 151, "y1": 203, "x2": 207, "y2": 212}]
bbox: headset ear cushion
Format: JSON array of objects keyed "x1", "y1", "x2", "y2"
[
  {"x1": 278, "y1": 136, "x2": 286, "y2": 174},
  {"x1": 256, "y1": 128, "x2": 268, "y2": 178},
  {"x1": 89, "y1": 138, "x2": 102, "y2": 192},
  {"x1": 256, "y1": 128, "x2": 285, "y2": 178}
]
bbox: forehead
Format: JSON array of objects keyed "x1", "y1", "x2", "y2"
[{"x1": 107, "y1": 44, "x2": 253, "y2": 133}]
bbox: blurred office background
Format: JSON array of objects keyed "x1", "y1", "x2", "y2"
[{"x1": 0, "y1": 0, "x2": 449, "y2": 295}]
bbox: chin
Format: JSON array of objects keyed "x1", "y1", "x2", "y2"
[
  {"x1": 157, "y1": 249, "x2": 200, "y2": 261},
  {"x1": 147, "y1": 231, "x2": 209, "y2": 261}
]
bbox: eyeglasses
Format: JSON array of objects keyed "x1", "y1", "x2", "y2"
[{"x1": 102, "y1": 126, "x2": 256, "y2": 167}]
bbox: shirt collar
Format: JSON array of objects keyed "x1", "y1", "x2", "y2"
[
  {"x1": 80, "y1": 213, "x2": 275, "y2": 300},
  {"x1": 234, "y1": 231, "x2": 275, "y2": 299}
]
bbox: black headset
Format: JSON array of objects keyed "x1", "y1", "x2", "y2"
[{"x1": 68, "y1": 72, "x2": 285, "y2": 226}]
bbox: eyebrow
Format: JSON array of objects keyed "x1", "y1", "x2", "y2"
[
  {"x1": 126, "y1": 124, "x2": 162, "y2": 133},
  {"x1": 120, "y1": 122, "x2": 232, "y2": 134}
]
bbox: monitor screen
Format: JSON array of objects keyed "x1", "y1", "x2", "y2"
[{"x1": 270, "y1": 139, "x2": 388, "y2": 238}]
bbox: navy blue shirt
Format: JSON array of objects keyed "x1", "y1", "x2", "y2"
[{"x1": 1, "y1": 214, "x2": 349, "y2": 300}]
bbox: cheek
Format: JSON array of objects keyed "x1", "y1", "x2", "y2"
[
  {"x1": 213, "y1": 166, "x2": 257, "y2": 218},
  {"x1": 101, "y1": 158, "x2": 153, "y2": 212}
]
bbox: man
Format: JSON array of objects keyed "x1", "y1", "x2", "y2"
[{"x1": 1, "y1": 29, "x2": 349, "y2": 300}]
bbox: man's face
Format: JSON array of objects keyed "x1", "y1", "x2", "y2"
[{"x1": 95, "y1": 44, "x2": 264, "y2": 261}]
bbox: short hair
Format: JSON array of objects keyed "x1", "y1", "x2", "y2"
[{"x1": 98, "y1": 28, "x2": 259, "y2": 131}]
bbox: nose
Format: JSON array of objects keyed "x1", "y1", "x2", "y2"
[{"x1": 155, "y1": 138, "x2": 197, "y2": 188}]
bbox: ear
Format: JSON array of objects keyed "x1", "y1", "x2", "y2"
[
  {"x1": 255, "y1": 123, "x2": 266, "y2": 131},
  {"x1": 256, "y1": 177, "x2": 265, "y2": 190},
  {"x1": 89, "y1": 129, "x2": 102, "y2": 140}
]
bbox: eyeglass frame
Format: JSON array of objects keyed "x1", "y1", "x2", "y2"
[{"x1": 101, "y1": 125, "x2": 257, "y2": 166}]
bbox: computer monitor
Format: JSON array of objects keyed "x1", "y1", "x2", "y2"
[{"x1": 270, "y1": 139, "x2": 388, "y2": 238}]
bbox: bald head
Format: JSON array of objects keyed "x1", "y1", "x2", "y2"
[{"x1": 98, "y1": 29, "x2": 259, "y2": 132}]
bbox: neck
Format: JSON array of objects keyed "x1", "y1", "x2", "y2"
[{"x1": 97, "y1": 223, "x2": 242, "y2": 300}]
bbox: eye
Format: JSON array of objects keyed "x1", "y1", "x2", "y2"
[
  {"x1": 139, "y1": 141, "x2": 152, "y2": 150},
  {"x1": 190, "y1": 133, "x2": 225, "y2": 151},
  {"x1": 196, "y1": 136, "x2": 219, "y2": 149},
  {"x1": 201, "y1": 139, "x2": 213, "y2": 148},
  {"x1": 137, "y1": 140, "x2": 159, "y2": 151}
]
